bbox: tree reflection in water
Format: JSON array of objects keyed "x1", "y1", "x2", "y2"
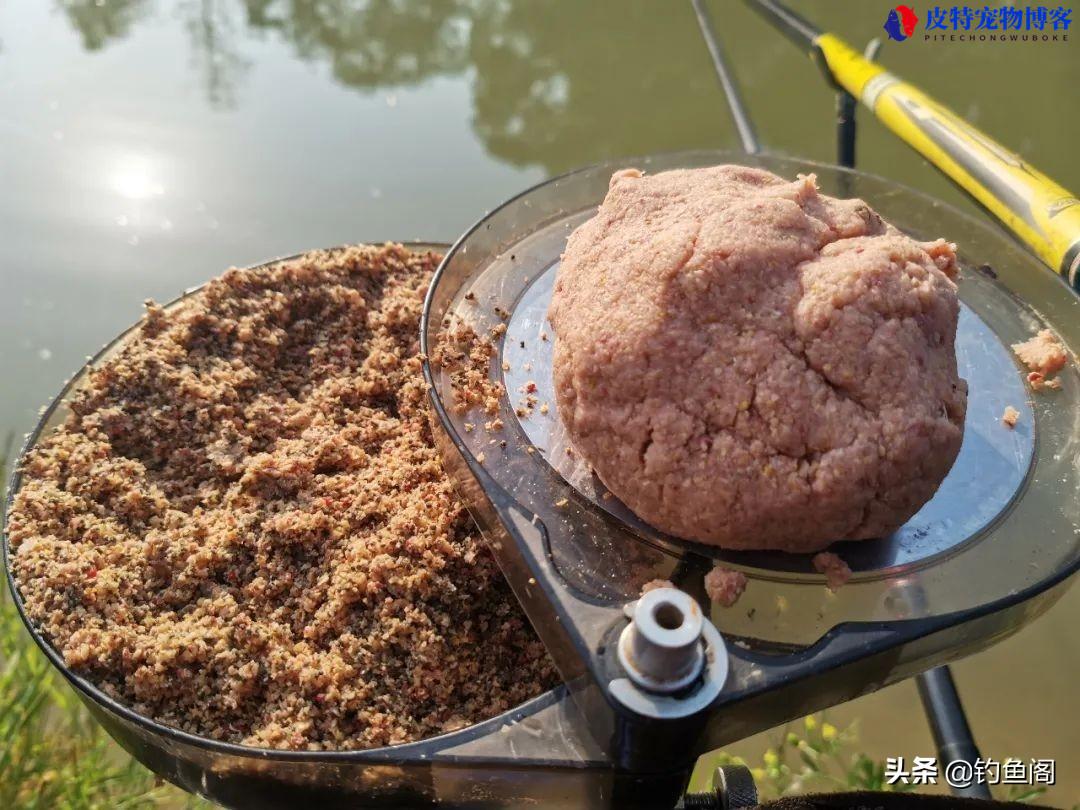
[
  {"x1": 182, "y1": 0, "x2": 251, "y2": 108},
  {"x1": 58, "y1": 0, "x2": 148, "y2": 51},
  {"x1": 58, "y1": 0, "x2": 723, "y2": 172}
]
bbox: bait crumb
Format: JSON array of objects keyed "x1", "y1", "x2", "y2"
[
  {"x1": 704, "y1": 566, "x2": 747, "y2": 608},
  {"x1": 554, "y1": 498, "x2": 569, "y2": 508},
  {"x1": 641, "y1": 579, "x2": 674, "y2": 595},
  {"x1": 9, "y1": 244, "x2": 555, "y2": 752},
  {"x1": 1002, "y1": 405, "x2": 1020, "y2": 428},
  {"x1": 812, "y1": 551, "x2": 852, "y2": 592},
  {"x1": 432, "y1": 321, "x2": 504, "y2": 416},
  {"x1": 1027, "y1": 371, "x2": 1062, "y2": 392},
  {"x1": 1012, "y1": 328, "x2": 1068, "y2": 376}
]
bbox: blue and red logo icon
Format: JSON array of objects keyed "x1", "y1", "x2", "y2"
[{"x1": 884, "y1": 5, "x2": 920, "y2": 40}]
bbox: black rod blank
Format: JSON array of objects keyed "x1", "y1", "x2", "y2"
[{"x1": 837, "y1": 38, "x2": 881, "y2": 169}]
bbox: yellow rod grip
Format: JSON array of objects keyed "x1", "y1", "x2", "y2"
[{"x1": 815, "y1": 33, "x2": 1080, "y2": 289}]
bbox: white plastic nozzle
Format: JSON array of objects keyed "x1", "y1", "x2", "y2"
[{"x1": 617, "y1": 587, "x2": 705, "y2": 694}]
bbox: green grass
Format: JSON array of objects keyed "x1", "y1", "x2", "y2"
[
  {"x1": 694, "y1": 714, "x2": 1050, "y2": 805},
  {"x1": 0, "y1": 597, "x2": 196, "y2": 809},
  {"x1": 700, "y1": 714, "x2": 921, "y2": 798}
]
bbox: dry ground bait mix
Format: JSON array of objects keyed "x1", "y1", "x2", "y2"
[{"x1": 8, "y1": 244, "x2": 556, "y2": 751}]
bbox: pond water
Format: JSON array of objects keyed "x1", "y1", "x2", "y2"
[{"x1": 1, "y1": 0, "x2": 1076, "y2": 802}]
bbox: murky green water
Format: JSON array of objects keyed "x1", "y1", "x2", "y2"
[{"x1": 1, "y1": 0, "x2": 1076, "y2": 803}]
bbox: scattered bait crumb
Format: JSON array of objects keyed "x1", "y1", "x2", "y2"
[
  {"x1": 1002, "y1": 406, "x2": 1020, "y2": 428},
  {"x1": 1027, "y1": 371, "x2": 1062, "y2": 392},
  {"x1": 541, "y1": 332, "x2": 549, "y2": 341},
  {"x1": 432, "y1": 322, "x2": 504, "y2": 416},
  {"x1": 477, "y1": 452, "x2": 486, "y2": 464},
  {"x1": 641, "y1": 579, "x2": 674, "y2": 595},
  {"x1": 514, "y1": 387, "x2": 540, "y2": 418},
  {"x1": 812, "y1": 551, "x2": 852, "y2": 592},
  {"x1": 539, "y1": 403, "x2": 549, "y2": 415},
  {"x1": 1012, "y1": 328, "x2": 1068, "y2": 376},
  {"x1": 9, "y1": 244, "x2": 556, "y2": 752},
  {"x1": 554, "y1": 498, "x2": 569, "y2": 508},
  {"x1": 704, "y1": 566, "x2": 747, "y2": 608},
  {"x1": 464, "y1": 291, "x2": 476, "y2": 302}
]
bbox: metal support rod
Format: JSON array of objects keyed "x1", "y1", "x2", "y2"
[
  {"x1": 916, "y1": 667, "x2": 992, "y2": 799},
  {"x1": 746, "y1": 0, "x2": 821, "y2": 48},
  {"x1": 690, "y1": 0, "x2": 761, "y2": 154}
]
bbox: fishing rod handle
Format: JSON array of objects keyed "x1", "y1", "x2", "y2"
[{"x1": 814, "y1": 33, "x2": 1080, "y2": 290}]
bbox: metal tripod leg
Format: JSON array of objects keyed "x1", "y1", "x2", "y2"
[
  {"x1": 690, "y1": 0, "x2": 761, "y2": 155},
  {"x1": 916, "y1": 667, "x2": 992, "y2": 799}
]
